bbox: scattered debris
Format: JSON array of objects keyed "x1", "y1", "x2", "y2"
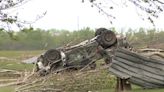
[
  {"x1": 1, "y1": 27, "x2": 163, "y2": 92},
  {"x1": 22, "y1": 56, "x2": 38, "y2": 64},
  {"x1": 109, "y1": 48, "x2": 164, "y2": 88},
  {"x1": 35, "y1": 28, "x2": 117, "y2": 76}
]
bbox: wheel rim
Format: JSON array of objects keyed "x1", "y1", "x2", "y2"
[
  {"x1": 101, "y1": 31, "x2": 117, "y2": 48},
  {"x1": 44, "y1": 49, "x2": 61, "y2": 62},
  {"x1": 103, "y1": 32, "x2": 113, "y2": 42}
]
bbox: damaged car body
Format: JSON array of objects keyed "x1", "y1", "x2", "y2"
[
  {"x1": 35, "y1": 28, "x2": 118, "y2": 76},
  {"x1": 33, "y1": 27, "x2": 164, "y2": 89}
]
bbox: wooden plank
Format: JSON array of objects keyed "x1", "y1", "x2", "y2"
[
  {"x1": 109, "y1": 65, "x2": 160, "y2": 88},
  {"x1": 129, "y1": 78, "x2": 160, "y2": 88},
  {"x1": 117, "y1": 48, "x2": 164, "y2": 65},
  {"x1": 112, "y1": 60, "x2": 164, "y2": 84},
  {"x1": 110, "y1": 63, "x2": 164, "y2": 86},
  {"x1": 109, "y1": 48, "x2": 164, "y2": 88},
  {"x1": 115, "y1": 57, "x2": 164, "y2": 78},
  {"x1": 115, "y1": 52, "x2": 164, "y2": 71},
  {"x1": 109, "y1": 67, "x2": 131, "y2": 79}
]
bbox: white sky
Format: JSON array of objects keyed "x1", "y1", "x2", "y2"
[{"x1": 11, "y1": 0, "x2": 164, "y2": 31}]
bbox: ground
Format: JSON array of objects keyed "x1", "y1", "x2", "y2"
[{"x1": 0, "y1": 50, "x2": 164, "y2": 92}]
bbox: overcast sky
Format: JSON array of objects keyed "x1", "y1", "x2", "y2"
[{"x1": 12, "y1": 0, "x2": 164, "y2": 31}]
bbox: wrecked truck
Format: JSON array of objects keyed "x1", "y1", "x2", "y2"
[{"x1": 35, "y1": 28, "x2": 118, "y2": 75}]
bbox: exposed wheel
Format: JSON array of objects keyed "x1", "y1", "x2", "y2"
[
  {"x1": 95, "y1": 28, "x2": 108, "y2": 36},
  {"x1": 97, "y1": 30, "x2": 117, "y2": 49},
  {"x1": 44, "y1": 49, "x2": 61, "y2": 63}
]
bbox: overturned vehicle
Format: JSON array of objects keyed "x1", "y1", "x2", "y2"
[
  {"x1": 34, "y1": 27, "x2": 164, "y2": 89},
  {"x1": 35, "y1": 28, "x2": 118, "y2": 75}
]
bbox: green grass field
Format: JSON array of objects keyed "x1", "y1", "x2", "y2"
[
  {"x1": 0, "y1": 87, "x2": 14, "y2": 92},
  {"x1": 0, "y1": 50, "x2": 43, "y2": 92},
  {"x1": 0, "y1": 50, "x2": 164, "y2": 92},
  {"x1": 0, "y1": 50, "x2": 43, "y2": 71},
  {"x1": 0, "y1": 50, "x2": 43, "y2": 59}
]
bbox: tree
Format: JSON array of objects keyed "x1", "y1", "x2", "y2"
[
  {"x1": 0, "y1": 0, "x2": 46, "y2": 31},
  {"x1": 0, "y1": 0, "x2": 28, "y2": 29},
  {"x1": 83, "y1": 0, "x2": 164, "y2": 26}
]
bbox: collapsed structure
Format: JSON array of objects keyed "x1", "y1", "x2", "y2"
[{"x1": 35, "y1": 28, "x2": 164, "y2": 89}]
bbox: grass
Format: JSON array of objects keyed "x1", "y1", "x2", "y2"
[
  {"x1": 1, "y1": 87, "x2": 164, "y2": 92},
  {"x1": 0, "y1": 60, "x2": 34, "y2": 71},
  {"x1": 0, "y1": 50, "x2": 43, "y2": 92},
  {"x1": 0, "y1": 50, "x2": 44, "y2": 71},
  {"x1": 0, "y1": 86, "x2": 14, "y2": 92},
  {"x1": 0, "y1": 50, "x2": 164, "y2": 92},
  {"x1": 0, "y1": 50, "x2": 43, "y2": 59}
]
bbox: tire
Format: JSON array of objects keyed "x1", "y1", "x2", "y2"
[
  {"x1": 95, "y1": 28, "x2": 108, "y2": 36},
  {"x1": 97, "y1": 30, "x2": 117, "y2": 49},
  {"x1": 44, "y1": 49, "x2": 61, "y2": 63}
]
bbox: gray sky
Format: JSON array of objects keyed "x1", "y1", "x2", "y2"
[{"x1": 11, "y1": 0, "x2": 164, "y2": 31}]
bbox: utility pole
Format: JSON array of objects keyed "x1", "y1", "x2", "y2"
[{"x1": 77, "y1": 16, "x2": 79, "y2": 31}]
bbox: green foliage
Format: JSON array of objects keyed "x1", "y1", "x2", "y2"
[
  {"x1": 125, "y1": 28, "x2": 164, "y2": 49},
  {"x1": 0, "y1": 27, "x2": 94, "y2": 50},
  {"x1": 0, "y1": 27, "x2": 164, "y2": 50}
]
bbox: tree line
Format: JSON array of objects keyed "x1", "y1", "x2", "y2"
[
  {"x1": 0, "y1": 27, "x2": 163, "y2": 50},
  {"x1": 125, "y1": 28, "x2": 164, "y2": 49},
  {"x1": 0, "y1": 27, "x2": 94, "y2": 50}
]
